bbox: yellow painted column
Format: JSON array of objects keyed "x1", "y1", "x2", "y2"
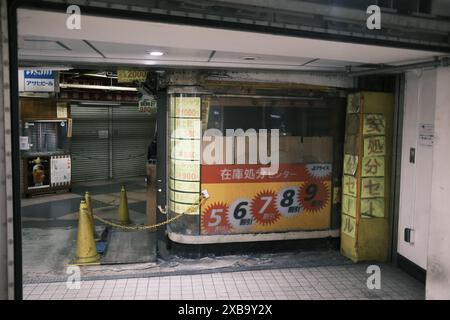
[{"x1": 341, "y1": 92, "x2": 394, "y2": 262}]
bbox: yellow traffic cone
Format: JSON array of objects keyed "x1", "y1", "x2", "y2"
[
  {"x1": 74, "y1": 200, "x2": 100, "y2": 265},
  {"x1": 118, "y1": 186, "x2": 131, "y2": 225},
  {"x1": 85, "y1": 191, "x2": 100, "y2": 241}
]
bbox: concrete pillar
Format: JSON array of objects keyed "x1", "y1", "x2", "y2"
[
  {"x1": 0, "y1": 0, "x2": 15, "y2": 300},
  {"x1": 426, "y1": 66, "x2": 450, "y2": 300}
]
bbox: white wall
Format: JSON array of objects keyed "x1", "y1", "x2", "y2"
[
  {"x1": 398, "y1": 69, "x2": 436, "y2": 270},
  {"x1": 426, "y1": 66, "x2": 450, "y2": 300},
  {"x1": 398, "y1": 66, "x2": 450, "y2": 299}
]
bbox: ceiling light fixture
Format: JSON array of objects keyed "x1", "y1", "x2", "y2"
[{"x1": 149, "y1": 51, "x2": 165, "y2": 56}]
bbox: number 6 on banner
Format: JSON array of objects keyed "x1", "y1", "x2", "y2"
[{"x1": 227, "y1": 198, "x2": 254, "y2": 231}]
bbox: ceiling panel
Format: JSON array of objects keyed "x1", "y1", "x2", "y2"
[
  {"x1": 211, "y1": 51, "x2": 314, "y2": 67},
  {"x1": 22, "y1": 38, "x2": 67, "y2": 51},
  {"x1": 19, "y1": 37, "x2": 104, "y2": 59},
  {"x1": 90, "y1": 41, "x2": 212, "y2": 62}
]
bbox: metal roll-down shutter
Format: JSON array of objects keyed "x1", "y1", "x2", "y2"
[
  {"x1": 71, "y1": 105, "x2": 110, "y2": 182},
  {"x1": 112, "y1": 105, "x2": 155, "y2": 179}
]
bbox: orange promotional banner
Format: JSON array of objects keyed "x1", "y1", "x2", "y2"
[{"x1": 200, "y1": 163, "x2": 332, "y2": 235}]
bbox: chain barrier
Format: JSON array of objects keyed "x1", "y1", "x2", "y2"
[{"x1": 91, "y1": 191, "x2": 208, "y2": 231}]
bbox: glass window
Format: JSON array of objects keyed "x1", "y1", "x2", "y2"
[{"x1": 203, "y1": 97, "x2": 334, "y2": 164}]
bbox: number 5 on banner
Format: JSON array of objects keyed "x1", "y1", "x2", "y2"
[{"x1": 208, "y1": 209, "x2": 223, "y2": 227}]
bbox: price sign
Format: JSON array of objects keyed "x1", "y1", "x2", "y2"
[
  {"x1": 117, "y1": 69, "x2": 148, "y2": 83},
  {"x1": 200, "y1": 163, "x2": 332, "y2": 235}
]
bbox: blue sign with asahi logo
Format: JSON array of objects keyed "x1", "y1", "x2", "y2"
[{"x1": 22, "y1": 70, "x2": 56, "y2": 92}]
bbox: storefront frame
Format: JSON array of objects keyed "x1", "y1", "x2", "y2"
[{"x1": 7, "y1": 0, "x2": 446, "y2": 300}]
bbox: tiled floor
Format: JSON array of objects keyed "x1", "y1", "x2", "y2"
[{"x1": 23, "y1": 264, "x2": 425, "y2": 300}]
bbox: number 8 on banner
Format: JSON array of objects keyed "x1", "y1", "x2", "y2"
[{"x1": 276, "y1": 186, "x2": 303, "y2": 218}]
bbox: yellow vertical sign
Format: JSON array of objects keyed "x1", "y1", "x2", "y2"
[
  {"x1": 342, "y1": 195, "x2": 357, "y2": 218},
  {"x1": 343, "y1": 154, "x2": 358, "y2": 176},
  {"x1": 362, "y1": 156, "x2": 385, "y2": 177},
  {"x1": 169, "y1": 96, "x2": 202, "y2": 216},
  {"x1": 341, "y1": 214, "x2": 356, "y2": 238},
  {"x1": 363, "y1": 114, "x2": 386, "y2": 135},
  {"x1": 343, "y1": 175, "x2": 358, "y2": 197},
  {"x1": 361, "y1": 198, "x2": 385, "y2": 218},
  {"x1": 364, "y1": 136, "x2": 386, "y2": 157},
  {"x1": 361, "y1": 177, "x2": 385, "y2": 198}
]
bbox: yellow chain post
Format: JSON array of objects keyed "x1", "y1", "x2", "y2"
[{"x1": 117, "y1": 186, "x2": 131, "y2": 225}]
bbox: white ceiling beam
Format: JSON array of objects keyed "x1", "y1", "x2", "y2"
[{"x1": 17, "y1": 9, "x2": 444, "y2": 65}]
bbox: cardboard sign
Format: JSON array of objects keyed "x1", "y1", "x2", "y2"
[
  {"x1": 138, "y1": 98, "x2": 157, "y2": 115},
  {"x1": 343, "y1": 154, "x2": 358, "y2": 176},
  {"x1": 361, "y1": 198, "x2": 384, "y2": 218},
  {"x1": 361, "y1": 177, "x2": 385, "y2": 198},
  {"x1": 169, "y1": 95, "x2": 202, "y2": 216},
  {"x1": 341, "y1": 214, "x2": 356, "y2": 238},
  {"x1": 342, "y1": 175, "x2": 358, "y2": 197},
  {"x1": 362, "y1": 156, "x2": 385, "y2": 177},
  {"x1": 347, "y1": 94, "x2": 360, "y2": 114},
  {"x1": 170, "y1": 97, "x2": 201, "y2": 118},
  {"x1": 342, "y1": 195, "x2": 357, "y2": 218},
  {"x1": 363, "y1": 114, "x2": 386, "y2": 135},
  {"x1": 170, "y1": 118, "x2": 202, "y2": 139},
  {"x1": 364, "y1": 136, "x2": 385, "y2": 157},
  {"x1": 117, "y1": 69, "x2": 148, "y2": 83}
]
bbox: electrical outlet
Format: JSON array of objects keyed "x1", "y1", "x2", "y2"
[
  {"x1": 410, "y1": 148, "x2": 416, "y2": 164},
  {"x1": 404, "y1": 228, "x2": 415, "y2": 244}
]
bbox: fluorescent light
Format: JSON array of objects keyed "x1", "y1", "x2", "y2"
[
  {"x1": 84, "y1": 73, "x2": 118, "y2": 79},
  {"x1": 59, "y1": 83, "x2": 137, "y2": 91},
  {"x1": 80, "y1": 102, "x2": 121, "y2": 106},
  {"x1": 19, "y1": 66, "x2": 72, "y2": 71},
  {"x1": 149, "y1": 51, "x2": 165, "y2": 56}
]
